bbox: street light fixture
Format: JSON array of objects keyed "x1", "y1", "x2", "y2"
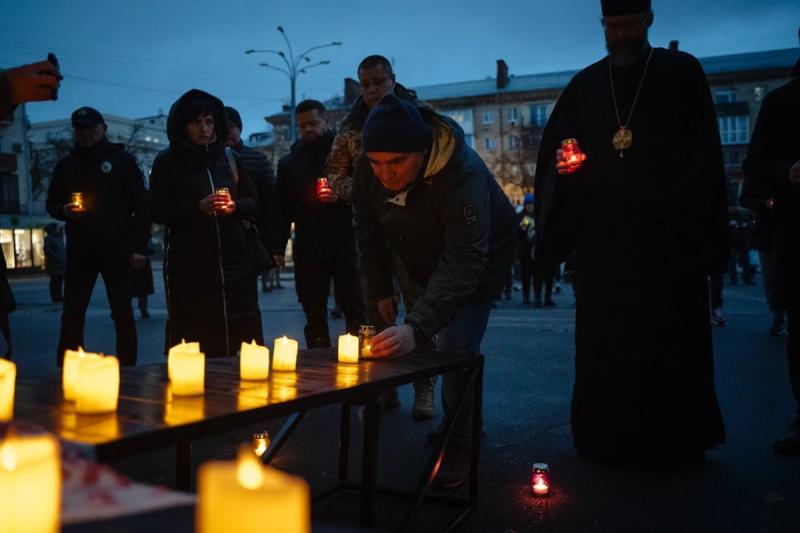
[{"x1": 246, "y1": 26, "x2": 342, "y2": 143}]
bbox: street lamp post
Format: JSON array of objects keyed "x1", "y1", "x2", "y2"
[{"x1": 246, "y1": 26, "x2": 342, "y2": 144}]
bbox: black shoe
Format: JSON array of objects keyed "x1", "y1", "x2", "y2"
[
  {"x1": 774, "y1": 419, "x2": 800, "y2": 455},
  {"x1": 433, "y1": 442, "x2": 471, "y2": 490},
  {"x1": 768, "y1": 316, "x2": 787, "y2": 336},
  {"x1": 544, "y1": 299, "x2": 556, "y2": 307}
]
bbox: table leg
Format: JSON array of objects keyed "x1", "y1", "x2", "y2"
[
  {"x1": 175, "y1": 440, "x2": 192, "y2": 491},
  {"x1": 339, "y1": 403, "x2": 351, "y2": 482},
  {"x1": 360, "y1": 397, "x2": 379, "y2": 528}
]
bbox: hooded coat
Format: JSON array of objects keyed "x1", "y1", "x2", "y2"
[
  {"x1": 149, "y1": 89, "x2": 263, "y2": 357},
  {"x1": 352, "y1": 112, "x2": 517, "y2": 343}
]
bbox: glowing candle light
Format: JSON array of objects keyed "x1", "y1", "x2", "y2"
[
  {"x1": 0, "y1": 359, "x2": 15, "y2": 422},
  {"x1": 69, "y1": 192, "x2": 85, "y2": 211},
  {"x1": 240, "y1": 340, "x2": 270, "y2": 381},
  {"x1": 272, "y1": 336, "x2": 298, "y2": 372},
  {"x1": 556, "y1": 138, "x2": 587, "y2": 174},
  {"x1": 531, "y1": 462, "x2": 550, "y2": 496},
  {"x1": 359, "y1": 325, "x2": 376, "y2": 358},
  {"x1": 168, "y1": 339, "x2": 200, "y2": 382},
  {"x1": 316, "y1": 177, "x2": 332, "y2": 200},
  {"x1": 169, "y1": 349, "x2": 205, "y2": 397},
  {"x1": 337, "y1": 333, "x2": 359, "y2": 364},
  {"x1": 0, "y1": 431, "x2": 61, "y2": 533},
  {"x1": 62, "y1": 347, "x2": 103, "y2": 402},
  {"x1": 197, "y1": 445, "x2": 310, "y2": 533},
  {"x1": 74, "y1": 355, "x2": 119, "y2": 415},
  {"x1": 252, "y1": 432, "x2": 270, "y2": 458}
]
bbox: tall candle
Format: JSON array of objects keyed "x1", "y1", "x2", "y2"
[
  {"x1": 197, "y1": 445, "x2": 310, "y2": 533},
  {"x1": 272, "y1": 336, "x2": 298, "y2": 372},
  {"x1": 74, "y1": 355, "x2": 120, "y2": 415},
  {"x1": 62, "y1": 347, "x2": 103, "y2": 401},
  {"x1": 0, "y1": 432, "x2": 61, "y2": 533},
  {"x1": 337, "y1": 333, "x2": 359, "y2": 364},
  {"x1": 0, "y1": 359, "x2": 15, "y2": 421},
  {"x1": 240, "y1": 340, "x2": 270, "y2": 381}
]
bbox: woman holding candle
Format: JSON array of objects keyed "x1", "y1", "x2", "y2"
[{"x1": 150, "y1": 89, "x2": 263, "y2": 357}]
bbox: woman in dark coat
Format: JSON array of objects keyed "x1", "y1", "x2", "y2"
[{"x1": 149, "y1": 89, "x2": 262, "y2": 357}]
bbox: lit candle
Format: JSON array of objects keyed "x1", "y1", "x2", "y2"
[
  {"x1": 168, "y1": 339, "x2": 201, "y2": 382},
  {"x1": 0, "y1": 431, "x2": 61, "y2": 533},
  {"x1": 74, "y1": 355, "x2": 120, "y2": 415},
  {"x1": 240, "y1": 340, "x2": 270, "y2": 381},
  {"x1": 337, "y1": 333, "x2": 359, "y2": 364},
  {"x1": 0, "y1": 359, "x2": 15, "y2": 422},
  {"x1": 197, "y1": 445, "x2": 310, "y2": 533},
  {"x1": 272, "y1": 336, "x2": 298, "y2": 372},
  {"x1": 252, "y1": 432, "x2": 270, "y2": 458},
  {"x1": 531, "y1": 462, "x2": 550, "y2": 496},
  {"x1": 556, "y1": 138, "x2": 587, "y2": 173},
  {"x1": 169, "y1": 349, "x2": 205, "y2": 397},
  {"x1": 316, "y1": 177, "x2": 332, "y2": 200},
  {"x1": 70, "y1": 192, "x2": 85, "y2": 211},
  {"x1": 359, "y1": 325, "x2": 376, "y2": 357},
  {"x1": 62, "y1": 347, "x2": 103, "y2": 401}
]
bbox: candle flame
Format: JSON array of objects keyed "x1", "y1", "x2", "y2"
[
  {"x1": 252, "y1": 433, "x2": 270, "y2": 457},
  {"x1": 237, "y1": 448, "x2": 265, "y2": 489}
]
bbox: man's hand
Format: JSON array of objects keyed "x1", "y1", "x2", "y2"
[
  {"x1": 4, "y1": 61, "x2": 62, "y2": 105},
  {"x1": 370, "y1": 325, "x2": 416, "y2": 358},
  {"x1": 789, "y1": 160, "x2": 800, "y2": 186},
  {"x1": 200, "y1": 193, "x2": 231, "y2": 215},
  {"x1": 555, "y1": 148, "x2": 587, "y2": 175},
  {"x1": 62, "y1": 203, "x2": 87, "y2": 219},
  {"x1": 131, "y1": 253, "x2": 147, "y2": 269},
  {"x1": 217, "y1": 198, "x2": 236, "y2": 216},
  {"x1": 377, "y1": 296, "x2": 397, "y2": 326}
]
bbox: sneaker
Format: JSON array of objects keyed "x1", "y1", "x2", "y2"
[
  {"x1": 710, "y1": 308, "x2": 726, "y2": 327},
  {"x1": 768, "y1": 316, "x2": 787, "y2": 336},
  {"x1": 433, "y1": 442, "x2": 472, "y2": 490},
  {"x1": 774, "y1": 418, "x2": 800, "y2": 455},
  {"x1": 412, "y1": 379, "x2": 436, "y2": 421},
  {"x1": 544, "y1": 299, "x2": 556, "y2": 307},
  {"x1": 378, "y1": 388, "x2": 401, "y2": 412}
]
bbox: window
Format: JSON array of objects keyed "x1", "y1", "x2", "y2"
[
  {"x1": 0, "y1": 230, "x2": 12, "y2": 268},
  {"x1": 0, "y1": 174, "x2": 19, "y2": 213},
  {"x1": 482, "y1": 110, "x2": 494, "y2": 125},
  {"x1": 714, "y1": 90, "x2": 736, "y2": 104},
  {"x1": 531, "y1": 104, "x2": 549, "y2": 127},
  {"x1": 508, "y1": 135, "x2": 520, "y2": 150},
  {"x1": 718, "y1": 115, "x2": 750, "y2": 145},
  {"x1": 754, "y1": 86, "x2": 767, "y2": 102},
  {"x1": 507, "y1": 107, "x2": 518, "y2": 124},
  {"x1": 484, "y1": 137, "x2": 496, "y2": 151},
  {"x1": 13, "y1": 229, "x2": 32, "y2": 268}
]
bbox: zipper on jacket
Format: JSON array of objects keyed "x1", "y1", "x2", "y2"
[{"x1": 207, "y1": 168, "x2": 231, "y2": 355}]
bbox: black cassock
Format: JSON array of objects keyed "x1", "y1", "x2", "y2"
[{"x1": 535, "y1": 47, "x2": 729, "y2": 460}]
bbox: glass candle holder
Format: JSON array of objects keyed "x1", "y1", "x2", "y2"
[
  {"x1": 359, "y1": 325, "x2": 376, "y2": 358},
  {"x1": 531, "y1": 462, "x2": 550, "y2": 496}
]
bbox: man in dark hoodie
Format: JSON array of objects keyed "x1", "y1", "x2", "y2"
[
  {"x1": 275, "y1": 100, "x2": 364, "y2": 348},
  {"x1": 47, "y1": 106, "x2": 149, "y2": 366},
  {"x1": 352, "y1": 94, "x2": 517, "y2": 488}
]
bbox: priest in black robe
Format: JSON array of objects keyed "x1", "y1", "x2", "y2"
[{"x1": 534, "y1": 0, "x2": 728, "y2": 463}]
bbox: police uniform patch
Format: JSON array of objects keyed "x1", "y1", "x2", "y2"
[
  {"x1": 464, "y1": 204, "x2": 477, "y2": 225},
  {"x1": 101, "y1": 161, "x2": 113, "y2": 173}
]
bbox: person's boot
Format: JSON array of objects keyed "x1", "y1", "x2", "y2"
[
  {"x1": 378, "y1": 388, "x2": 401, "y2": 412},
  {"x1": 412, "y1": 378, "x2": 436, "y2": 420},
  {"x1": 710, "y1": 307, "x2": 726, "y2": 327},
  {"x1": 433, "y1": 440, "x2": 472, "y2": 490},
  {"x1": 774, "y1": 417, "x2": 800, "y2": 455}
]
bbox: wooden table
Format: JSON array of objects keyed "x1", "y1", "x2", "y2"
[{"x1": 14, "y1": 348, "x2": 484, "y2": 532}]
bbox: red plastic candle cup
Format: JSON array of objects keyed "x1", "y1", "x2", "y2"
[
  {"x1": 316, "y1": 177, "x2": 332, "y2": 198},
  {"x1": 531, "y1": 463, "x2": 550, "y2": 496}
]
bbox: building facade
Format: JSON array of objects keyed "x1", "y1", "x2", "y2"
[{"x1": 264, "y1": 46, "x2": 799, "y2": 206}]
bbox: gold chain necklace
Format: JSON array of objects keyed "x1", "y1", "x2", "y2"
[{"x1": 609, "y1": 47, "x2": 654, "y2": 158}]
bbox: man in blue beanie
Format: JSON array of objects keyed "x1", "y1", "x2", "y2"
[{"x1": 352, "y1": 93, "x2": 517, "y2": 488}]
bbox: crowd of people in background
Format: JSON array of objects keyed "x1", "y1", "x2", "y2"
[{"x1": 0, "y1": 0, "x2": 798, "y2": 490}]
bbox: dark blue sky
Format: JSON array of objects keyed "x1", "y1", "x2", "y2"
[{"x1": 4, "y1": 0, "x2": 799, "y2": 138}]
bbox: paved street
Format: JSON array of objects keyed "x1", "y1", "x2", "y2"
[{"x1": 7, "y1": 266, "x2": 800, "y2": 532}]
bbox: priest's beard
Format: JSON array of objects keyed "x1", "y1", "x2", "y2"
[{"x1": 606, "y1": 32, "x2": 649, "y2": 66}]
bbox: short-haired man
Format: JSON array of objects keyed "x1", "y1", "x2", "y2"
[
  {"x1": 47, "y1": 106, "x2": 149, "y2": 366},
  {"x1": 275, "y1": 100, "x2": 364, "y2": 348},
  {"x1": 352, "y1": 94, "x2": 517, "y2": 488},
  {"x1": 224, "y1": 106, "x2": 281, "y2": 289}
]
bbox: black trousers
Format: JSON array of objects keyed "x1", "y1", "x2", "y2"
[
  {"x1": 534, "y1": 261, "x2": 555, "y2": 301},
  {"x1": 788, "y1": 307, "x2": 800, "y2": 416},
  {"x1": 57, "y1": 248, "x2": 137, "y2": 366},
  {"x1": 49, "y1": 275, "x2": 63, "y2": 302},
  {"x1": 294, "y1": 249, "x2": 364, "y2": 349},
  {"x1": 729, "y1": 241, "x2": 752, "y2": 283},
  {"x1": 520, "y1": 256, "x2": 535, "y2": 300},
  {"x1": 709, "y1": 272, "x2": 724, "y2": 309}
]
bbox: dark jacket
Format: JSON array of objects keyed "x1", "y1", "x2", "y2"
[
  {"x1": 150, "y1": 89, "x2": 262, "y2": 356},
  {"x1": 43, "y1": 223, "x2": 66, "y2": 276},
  {"x1": 276, "y1": 130, "x2": 355, "y2": 260},
  {"x1": 352, "y1": 113, "x2": 517, "y2": 343},
  {"x1": 46, "y1": 138, "x2": 149, "y2": 255},
  {"x1": 517, "y1": 210, "x2": 536, "y2": 259},
  {"x1": 230, "y1": 140, "x2": 282, "y2": 255},
  {"x1": 742, "y1": 73, "x2": 800, "y2": 308}
]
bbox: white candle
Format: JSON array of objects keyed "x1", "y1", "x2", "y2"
[
  {"x1": 272, "y1": 336, "x2": 298, "y2": 372},
  {"x1": 0, "y1": 359, "x2": 15, "y2": 421},
  {"x1": 168, "y1": 339, "x2": 201, "y2": 382},
  {"x1": 74, "y1": 355, "x2": 120, "y2": 415},
  {"x1": 62, "y1": 347, "x2": 103, "y2": 401},
  {"x1": 170, "y1": 350, "x2": 205, "y2": 397},
  {"x1": 240, "y1": 340, "x2": 270, "y2": 381},
  {"x1": 0, "y1": 432, "x2": 61, "y2": 533},
  {"x1": 337, "y1": 334, "x2": 359, "y2": 364}
]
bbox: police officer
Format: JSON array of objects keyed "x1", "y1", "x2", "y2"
[{"x1": 46, "y1": 107, "x2": 149, "y2": 366}]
